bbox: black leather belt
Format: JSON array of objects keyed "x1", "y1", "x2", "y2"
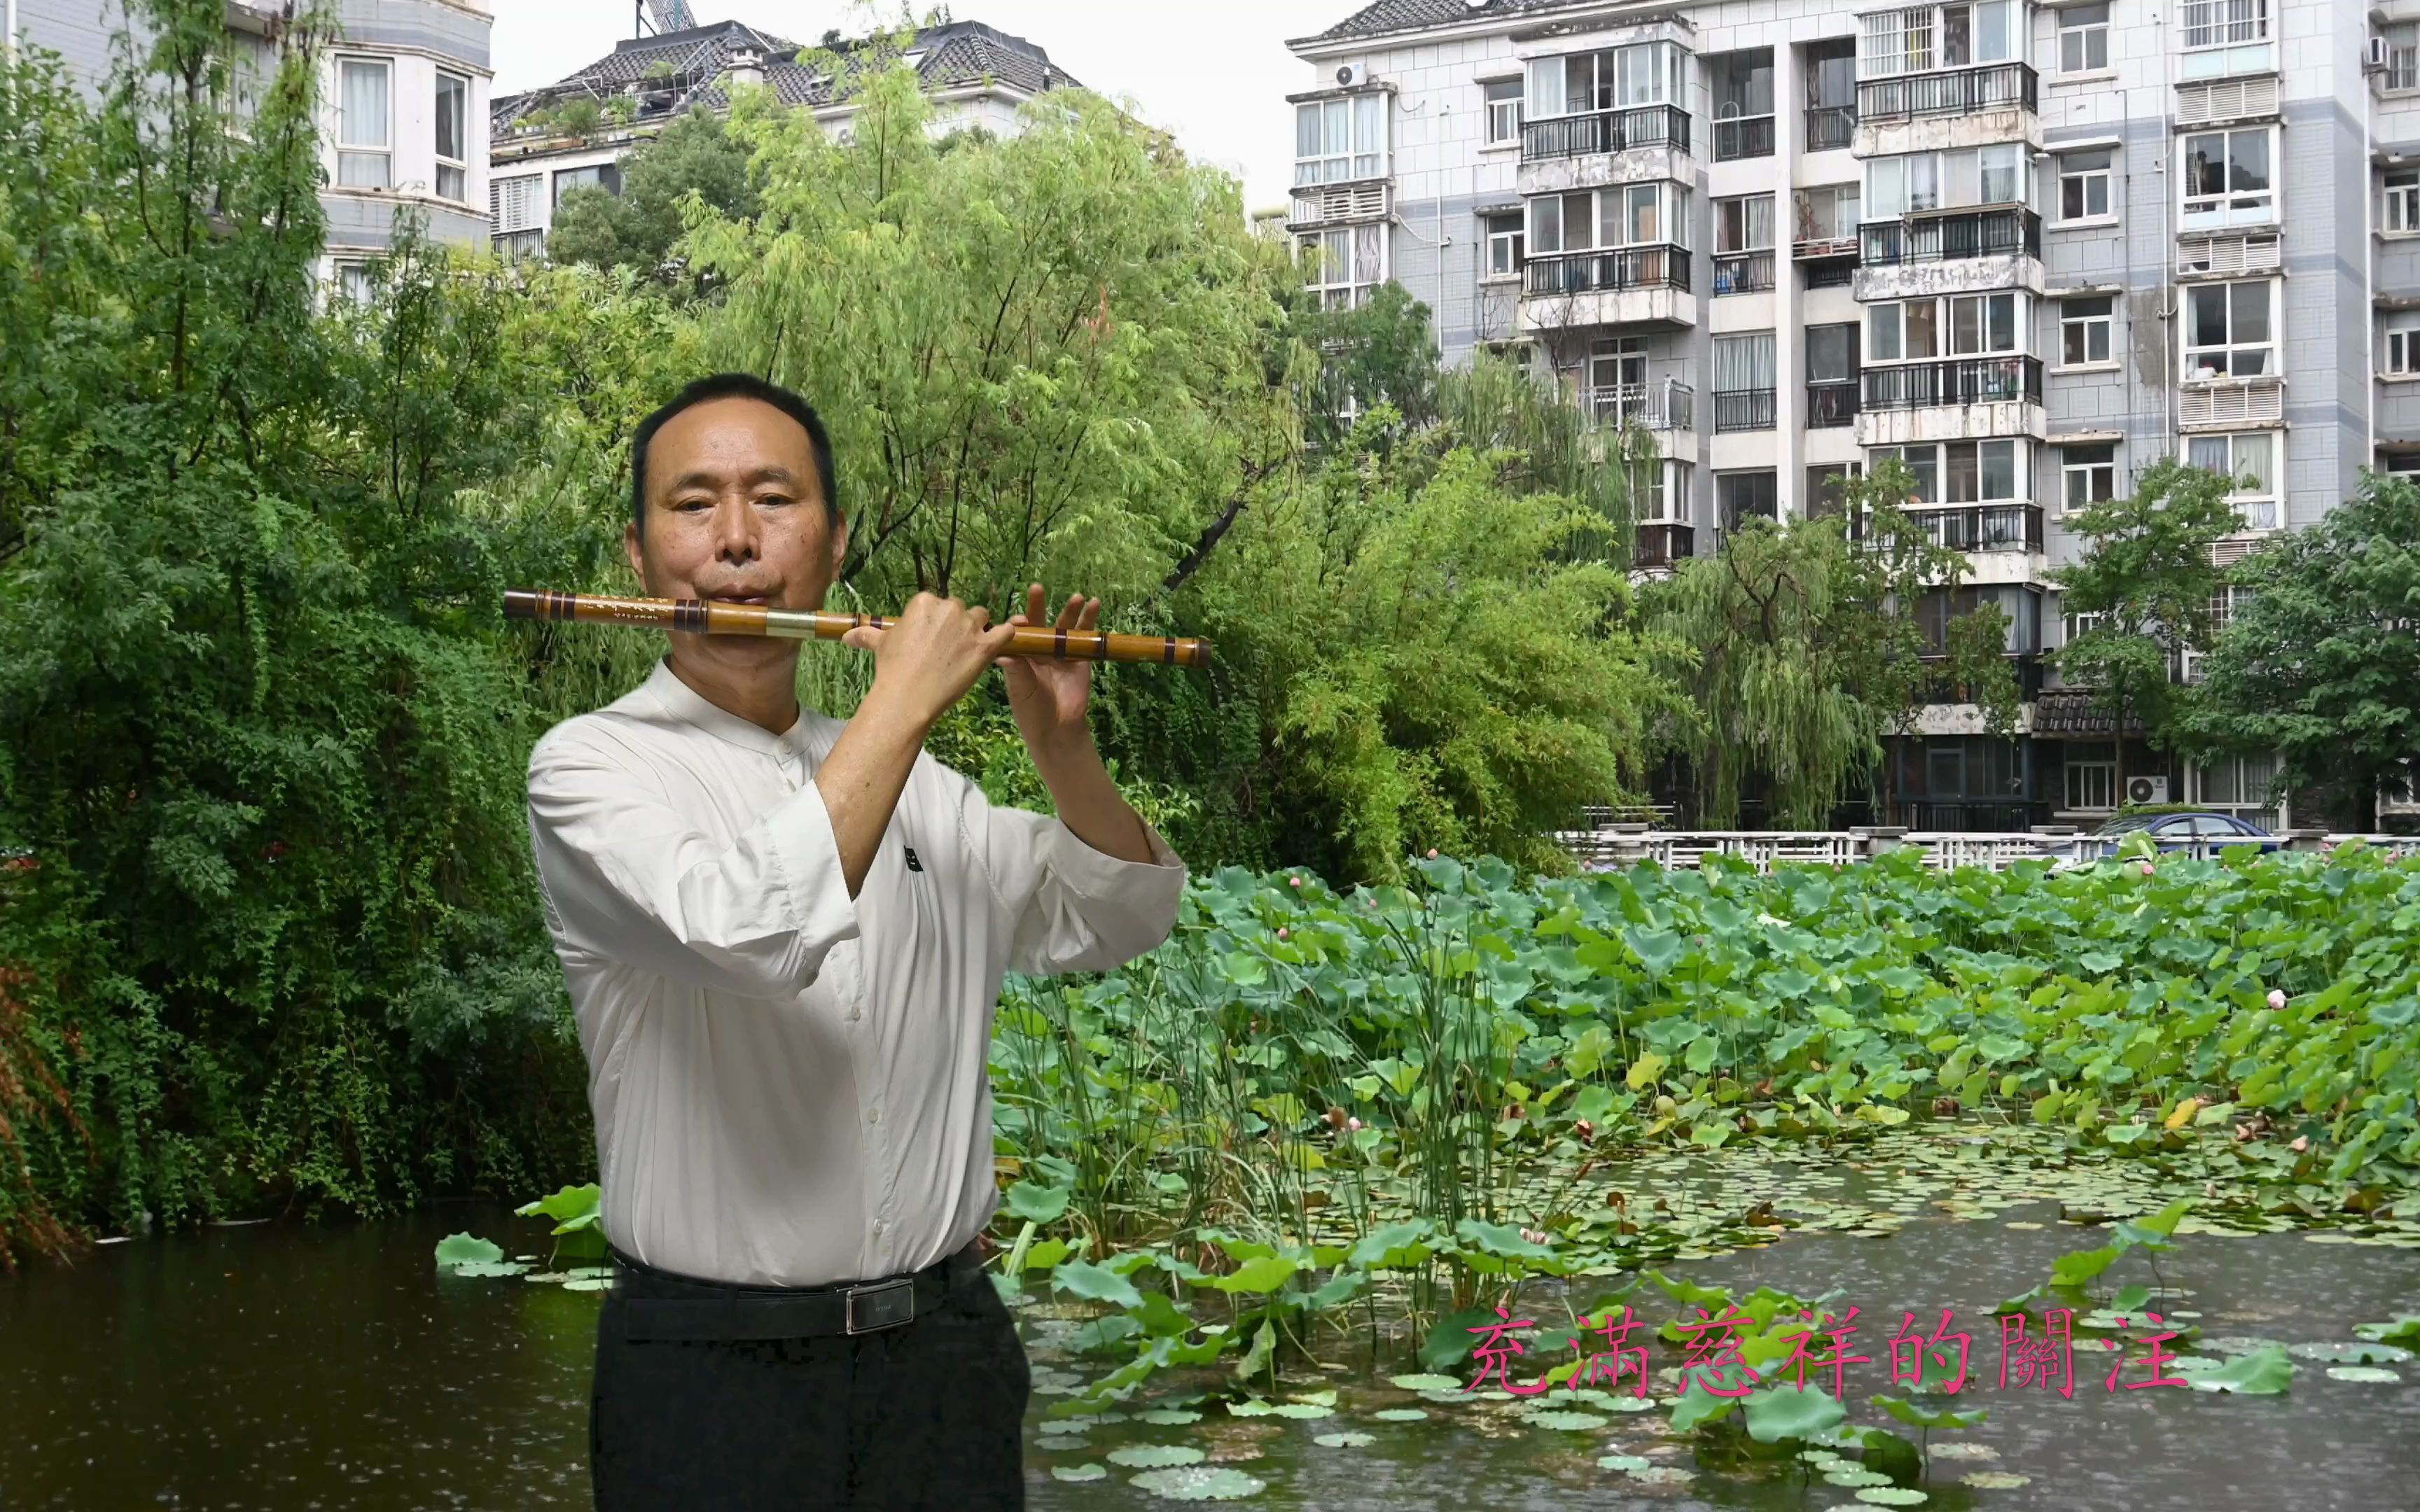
[{"x1": 608, "y1": 1243, "x2": 976, "y2": 1343}]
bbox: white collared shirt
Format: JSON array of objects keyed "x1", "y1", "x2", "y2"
[{"x1": 524, "y1": 660, "x2": 1187, "y2": 1287}]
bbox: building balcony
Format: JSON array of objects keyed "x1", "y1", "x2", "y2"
[
  {"x1": 1711, "y1": 249, "x2": 1775, "y2": 295},
  {"x1": 2178, "y1": 372, "x2": 2283, "y2": 428},
  {"x1": 1861, "y1": 208, "x2": 2040, "y2": 266},
  {"x1": 1286, "y1": 177, "x2": 1390, "y2": 231},
  {"x1": 1854, "y1": 64, "x2": 2039, "y2": 156},
  {"x1": 1807, "y1": 379, "x2": 1859, "y2": 428},
  {"x1": 1853, "y1": 504, "x2": 2044, "y2": 559},
  {"x1": 1634, "y1": 521, "x2": 1696, "y2": 570},
  {"x1": 1712, "y1": 113, "x2": 1774, "y2": 162},
  {"x1": 1856, "y1": 62, "x2": 2036, "y2": 122},
  {"x1": 1861, "y1": 356, "x2": 2043, "y2": 412},
  {"x1": 1804, "y1": 105, "x2": 1856, "y2": 151},
  {"x1": 1712, "y1": 387, "x2": 1776, "y2": 433},
  {"x1": 1519, "y1": 246, "x2": 1695, "y2": 330},
  {"x1": 1520, "y1": 104, "x2": 1692, "y2": 163},
  {"x1": 1588, "y1": 379, "x2": 1694, "y2": 433}
]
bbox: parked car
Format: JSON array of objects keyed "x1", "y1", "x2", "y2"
[{"x1": 2082, "y1": 811, "x2": 2278, "y2": 860}]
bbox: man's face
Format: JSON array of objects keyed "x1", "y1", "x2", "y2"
[{"x1": 625, "y1": 396, "x2": 847, "y2": 632}]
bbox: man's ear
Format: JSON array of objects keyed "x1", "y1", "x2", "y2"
[
  {"x1": 828, "y1": 510, "x2": 849, "y2": 579},
  {"x1": 624, "y1": 519, "x2": 647, "y2": 589}
]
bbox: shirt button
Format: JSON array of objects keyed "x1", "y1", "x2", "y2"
[
  {"x1": 868, "y1": 1107, "x2": 880, "y2": 1125},
  {"x1": 847, "y1": 1005, "x2": 861, "y2": 1022}
]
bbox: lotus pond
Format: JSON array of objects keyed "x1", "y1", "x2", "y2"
[{"x1": 5, "y1": 847, "x2": 2418, "y2": 1507}]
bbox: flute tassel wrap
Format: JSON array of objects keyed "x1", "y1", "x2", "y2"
[{"x1": 503, "y1": 590, "x2": 1211, "y2": 670}]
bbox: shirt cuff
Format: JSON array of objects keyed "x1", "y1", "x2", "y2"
[
  {"x1": 765, "y1": 778, "x2": 863, "y2": 954},
  {"x1": 1038, "y1": 817, "x2": 1187, "y2": 901}
]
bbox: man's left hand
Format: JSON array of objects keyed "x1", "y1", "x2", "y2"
[{"x1": 1000, "y1": 584, "x2": 1099, "y2": 753}]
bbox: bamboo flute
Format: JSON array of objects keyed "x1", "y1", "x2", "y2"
[{"x1": 503, "y1": 589, "x2": 1211, "y2": 669}]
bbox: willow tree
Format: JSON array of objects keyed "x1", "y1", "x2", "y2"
[
  {"x1": 683, "y1": 46, "x2": 1301, "y2": 613},
  {"x1": 1643, "y1": 462, "x2": 2019, "y2": 828}
]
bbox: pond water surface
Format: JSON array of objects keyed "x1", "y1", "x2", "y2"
[{"x1": 2, "y1": 1198, "x2": 2414, "y2": 1510}]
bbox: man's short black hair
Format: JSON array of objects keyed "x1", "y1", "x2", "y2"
[{"x1": 629, "y1": 372, "x2": 840, "y2": 538}]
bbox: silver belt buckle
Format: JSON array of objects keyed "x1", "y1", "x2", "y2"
[{"x1": 845, "y1": 1277, "x2": 915, "y2": 1334}]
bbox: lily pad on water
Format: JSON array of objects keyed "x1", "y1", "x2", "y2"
[
  {"x1": 446, "y1": 1260, "x2": 529, "y2": 1278},
  {"x1": 1856, "y1": 1488, "x2": 1929, "y2": 1506},
  {"x1": 2289, "y1": 1341, "x2": 2413, "y2": 1364},
  {"x1": 1312, "y1": 1432, "x2": 1373, "y2": 1448},
  {"x1": 1529, "y1": 1410, "x2": 1608, "y2": 1431},
  {"x1": 1597, "y1": 1455, "x2": 1650, "y2": 1471},
  {"x1": 1037, "y1": 1418, "x2": 1094, "y2": 1435},
  {"x1": 2353, "y1": 1317, "x2": 2420, "y2": 1346},
  {"x1": 1138, "y1": 1410, "x2": 1203, "y2": 1425},
  {"x1": 2325, "y1": 1366, "x2": 2402, "y2": 1384},
  {"x1": 1371, "y1": 1408, "x2": 1428, "y2": 1422},
  {"x1": 1826, "y1": 1468, "x2": 1896, "y2": 1488},
  {"x1": 1108, "y1": 1445, "x2": 1208, "y2": 1469},
  {"x1": 561, "y1": 1277, "x2": 614, "y2": 1292},
  {"x1": 2187, "y1": 1346, "x2": 2294, "y2": 1394},
  {"x1": 1270, "y1": 1404, "x2": 1333, "y2": 1420},
  {"x1": 434, "y1": 1233, "x2": 502, "y2": 1270},
  {"x1": 1623, "y1": 1466, "x2": 1695, "y2": 1485},
  {"x1": 1389, "y1": 1373, "x2": 1461, "y2": 1391},
  {"x1": 1128, "y1": 1466, "x2": 1266, "y2": 1501},
  {"x1": 1225, "y1": 1399, "x2": 1277, "y2": 1418},
  {"x1": 1052, "y1": 1464, "x2": 1107, "y2": 1482},
  {"x1": 1961, "y1": 1471, "x2": 2031, "y2": 1489},
  {"x1": 1924, "y1": 1442, "x2": 1998, "y2": 1460}
]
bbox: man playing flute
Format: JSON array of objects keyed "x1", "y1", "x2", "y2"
[{"x1": 523, "y1": 372, "x2": 1188, "y2": 1509}]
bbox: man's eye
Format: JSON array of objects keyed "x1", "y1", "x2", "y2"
[{"x1": 756, "y1": 494, "x2": 792, "y2": 507}]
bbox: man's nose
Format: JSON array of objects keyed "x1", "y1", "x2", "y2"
[{"x1": 711, "y1": 496, "x2": 758, "y2": 562}]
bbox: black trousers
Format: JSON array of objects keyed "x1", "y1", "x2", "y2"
[{"x1": 590, "y1": 1248, "x2": 1030, "y2": 1511}]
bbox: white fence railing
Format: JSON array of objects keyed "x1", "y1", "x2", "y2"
[{"x1": 1552, "y1": 827, "x2": 2420, "y2": 874}]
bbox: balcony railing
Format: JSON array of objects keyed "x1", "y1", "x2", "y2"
[
  {"x1": 1912, "y1": 504, "x2": 2045, "y2": 553},
  {"x1": 1520, "y1": 104, "x2": 1692, "y2": 162},
  {"x1": 1856, "y1": 62, "x2": 2037, "y2": 122},
  {"x1": 1522, "y1": 244, "x2": 1692, "y2": 297},
  {"x1": 1914, "y1": 652, "x2": 2047, "y2": 704},
  {"x1": 1861, "y1": 207, "x2": 2040, "y2": 266},
  {"x1": 1712, "y1": 113, "x2": 1775, "y2": 160},
  {"x1": 1861, "y1": 356, "x2": 2044, "y2": 410},
  {"x1": 1634, "y1": 521, "x2": 1696, "y2": 569},
  {"x1": 1807, "y1": 379, "x2": 1859, "y2": 427},
  {"x1": 1590, "y1": 379, "x2": 1694, "y2": 430},
  {"x1": 1711, "y1": 249, "x2": 1774, "y2": 295},
  {"x1": 1804, "y1": 104, "x2": 1856, "y2": 150},
  {"x1": 1712, "y1": 388, "x2": 1777, "y2": 433},
  {"x1": 1804, "y1": 260, "x2": 1856, "y2": 289}
]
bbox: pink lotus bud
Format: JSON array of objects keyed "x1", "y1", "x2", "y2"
[
  {"x1": 1426, "y1": 848, "x2": 1438, "y2": 859},
  {"x1": 2139, "y1": 861, "x2": 2155, "y2": 877},
  {"x1": 1277, "y1": 927, "x2": 1289, "y2": 940},
  {"x1": 1347, "y1": 1116, "x2": 1363, "y2": 1133},
  {"x1": 1520, "y1": 1228, "x2": 1551, "y2": 1245},
  {"x1": 1288, "y1": 875, "x2": 1301, "y2": 888},
  {"x1": 2266, "y1": 988, "x2": 2286, "y2": 1010}
]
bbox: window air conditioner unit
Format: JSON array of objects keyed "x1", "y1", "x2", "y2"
[
  {"x1": 1335, "y1": 62, "x2": 1370, "y2": 88},
  {"x1": 2368, "y1": 36, "x2": 2389, "y2": 70},
  {"x1": 2125, "y1": 775, "x2": 2169, "y2": 806}
]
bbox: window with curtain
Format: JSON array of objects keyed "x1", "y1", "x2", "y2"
[
  {"x1": 1484, "y1": 79, "x2": 1524, "y2": 144},
  {"x1": 1293, "y1": 95, "x2": 1388, "y2": 186},
  {"x1": 435, "y1": 71, "x2": 468, "y2": 201},
  {"x1": 1716, "y1": 195, "x2": 1774, "y2": 253},
  {"x1": 1714, "y1": 332, "x2": 1776, "y2": 393},
  {"x1": 2186, "y1": 433, "x2": 2276, "y2": 528},
  {"x1": 338, "y1": 58, "x2": 391, "y2": 188}
]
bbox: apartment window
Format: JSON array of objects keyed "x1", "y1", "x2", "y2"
[
  {"x1": 1796, "y1": 183, "x2": 1860, "y2": 244},
  {"x1": 1717, "y1": 470, "x2": 1779, "y2": 526},
  {"x1": 2060, "y1": 298, "x2": 2113, "y2": 366},
  {"x1": 1806, "y1": 41, "x2": 1857, "y2": 149},
  {"x1": 2059, "y1": 4, "x2": 2110, "y2": 73},
  {"x1": 2183, "y1": 280, "x2": 2273, "y2": 377},
  {"x1": 1300, "y1": 224, "x2": 1384, "y2": 310},
  {"x1": 1633, "y1": 458, "x2": 1694, "y2": 523},
  {"x1": 2387, "y1": 26, "x2": 2420, "y2": 92},
  {"x1": 1807, "y1": 323, "x2": 1859, "y2": 384},
  {"x1": 1713, "y1": 332, "x2": 1778, "y2": 431},
  {"x1": 1868, "y1": 293, "x2": 2021, "y2": 360},
  {"x1": 331, "y1": 258, "x2": 376, "y2": 304},
  {"x1": 553, "y1": 163, "x2": 621, "y2": 204},
  {"x1": 1294, "y1": 94, "x2": 1387, "y2": 186},
  {"x1": 1712, "y1": 50, "x2": 1776, "y2": 160},
  {"x1": 1527, "y1": 41, "x2": 1684, "y2": 118},
  {"x1": 2181, "y1": 0, "x2": 2269, "y2": 51},
  {"x1": 2181, "y1": 128, "x2": 2274, "y2": 228},
  {"x1": 1861, "y1": 3, "x2": 2017, "y2": 76},
  {"x1": 2059, "y1": 150, "x2": 2113, "y2": 223},
  {"x1": 1865, "y1": 144, "x2": 2025, "y2": 217},
  {"x1": 435, "y1": 71, "x2": 468, "y2": 202},
  {"x1": 491, "y1": 173, "x2": 543, "y2": 233},
  {"x1": 2387, "y1": 172, "x2": 2420, "y2": 233},
  {"x1": 1868, "y1": 444, "x2": 1940, "y2": 503},
  {"x1": 1869, "y1": 440, "x2": 2022, "y2": 504},
  {"x1": 1715, "y1": 195, "x2": 1774, "y2": 254},
  {"x1": 2061, "y1": 443, "x2": 2117, "y2": 512},
  {"x1": 1482, "y1": 212, "x2": 1524, "y2": 280},
  {"x1": 2195, "y1": 751, "x2": 2278, "y2": 809},
  {"x1": 2064, "y1": 741, "x2": 2119, "y2": 811},
  {"x1": 2388, "y1": 316, "x2": 2420, "y2": 375},
  {"x1": 336, "y1": 57, "x2": 391, "y2": 188},
  {"x1": 2186, "y1": 432, "x2": 2277, "y2": 530},
  {"x1": 1807, "y1": 462, "x2": 1860, "y2": 517},
  {"x1": 1483, "y1": 78, "x2": 1524, "y2": 145}
]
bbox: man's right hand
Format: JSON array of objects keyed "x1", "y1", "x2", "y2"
[{"x1": 845, "y1": 593, "x2": 1020, "y2": 732}]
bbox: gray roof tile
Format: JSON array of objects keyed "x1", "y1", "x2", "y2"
[{"x1": 1298, "y1": 0, "x2": 1594, "y2": 45}]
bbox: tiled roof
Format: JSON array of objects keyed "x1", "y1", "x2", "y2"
[
  {"x1": 1296, "y1": 0, "x2": 1597, "y2": 45},
  {"x1": 2033, "y1": 690, "x2": 2144, "y2": 737},
  {"x1": 494, "y1": 18, "x2": 1077, "y2": 130}
]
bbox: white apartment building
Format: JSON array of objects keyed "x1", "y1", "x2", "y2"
[
  {"x1": 8, "y1": 0, "x2": 495, "y2": 293},
  {"x1": 485, "y1": 18, "x2": 1080, "y2": 261},
  {"x1": 1288, "y1": 0, "x2": 2411, "y2": 830}
]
